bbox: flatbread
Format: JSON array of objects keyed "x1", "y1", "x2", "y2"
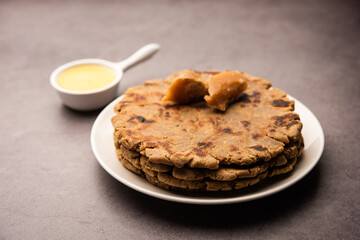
[{"x1": 111, "y1": 70, "x2": 304, "y2": 192}]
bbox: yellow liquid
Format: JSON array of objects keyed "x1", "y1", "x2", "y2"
[{"x1": 57, "y1": 64, "x2": 116, "y2": 91}]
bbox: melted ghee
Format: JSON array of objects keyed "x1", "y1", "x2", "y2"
[{"x1": 57, "y1": 64, "x2": 116, "y2": 91}]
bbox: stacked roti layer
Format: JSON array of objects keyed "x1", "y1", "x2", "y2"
[{"x1": 111, "y1": 71, "x2": 304, "y2": 192}]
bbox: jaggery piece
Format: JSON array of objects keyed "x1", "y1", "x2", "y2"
[
  {"x1": 162, "y1": 70, "x2": 208, "y2": 104},
  {"x1": 163, "y1": 70, "x2": 248, "y2": 111},
  {"x1": 204, "y1": 71, "x2": 248, "y2": 111}
]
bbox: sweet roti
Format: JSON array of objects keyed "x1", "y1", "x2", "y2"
[{"x1": 111, "y1": 70, "x2": 304, "y2": 192}]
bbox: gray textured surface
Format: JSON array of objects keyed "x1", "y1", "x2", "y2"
[{"x1": 1, "y1": 0, "x2": 360, "y2": 239}]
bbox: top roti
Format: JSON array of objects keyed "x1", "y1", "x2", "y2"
[{"x1": 112, "y1": 71, "x2": 303, "y2": 170}]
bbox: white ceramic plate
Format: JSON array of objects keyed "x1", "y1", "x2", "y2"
[{"x1": 91, "y1": 95, "x2": 324, "y2": 205}]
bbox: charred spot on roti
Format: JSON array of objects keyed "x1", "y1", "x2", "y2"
[{"x1": 250, "y1": 145, "x2": 267, "y2": 151}]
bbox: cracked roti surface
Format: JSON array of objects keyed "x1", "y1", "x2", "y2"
[
  {"x1": 119, "y1": 153, "x2": 299, "y2": 191},
  {"x1": 116, "y1": 137, "x2": 302, "y2": 181},
  {"x1": 112, "y1": 71, "x2": 303, "y2": 170},
  {"x1": 115, "y1": 137, "x2": 303, "y2": 191}
]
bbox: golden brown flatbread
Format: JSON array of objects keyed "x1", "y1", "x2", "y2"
[{"x1": 111, "y1": 70, "x2": 304, "y2": 192}]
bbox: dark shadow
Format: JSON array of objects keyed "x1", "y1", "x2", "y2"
[
  {"x1": 143, "y1": 165, "x2": 321, "y2": 229},
  {"x1": 95, "y1": 157, "x2": 322, "y2": 229},
  {"x1": 60, "y1": 104, "x2": 103, "y2": 118}
]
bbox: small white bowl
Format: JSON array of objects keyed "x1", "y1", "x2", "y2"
[{"x1": 50, "y1": 43, "x2": 160, "y2": 111}]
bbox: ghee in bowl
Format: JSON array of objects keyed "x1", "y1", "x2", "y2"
[
  {"x1": 56, "y1": 64, "x2": 116, "y2": 91},
  {"x1": 51, "y1": 43, "x2": 161, "y2": 111},
  {"x1": 50, "y1": 59, "x2": 123, "y2": 111}
]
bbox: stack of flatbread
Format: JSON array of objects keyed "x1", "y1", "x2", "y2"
[{"x1": 111, "y1": 71, "x2": 304, "y2": 191}]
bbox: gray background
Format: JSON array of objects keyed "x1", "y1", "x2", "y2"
[{"x1": 1, "y1": 0, "x2": 359, "y2": 239}]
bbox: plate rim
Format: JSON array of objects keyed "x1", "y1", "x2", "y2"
[{"x1": 91, "y1": 95, "x2": 325, "y2": 205}]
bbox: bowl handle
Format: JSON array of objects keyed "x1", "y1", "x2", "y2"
[{"x1": 116, "y1": 43, "x2": 160, "y2": 71}]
